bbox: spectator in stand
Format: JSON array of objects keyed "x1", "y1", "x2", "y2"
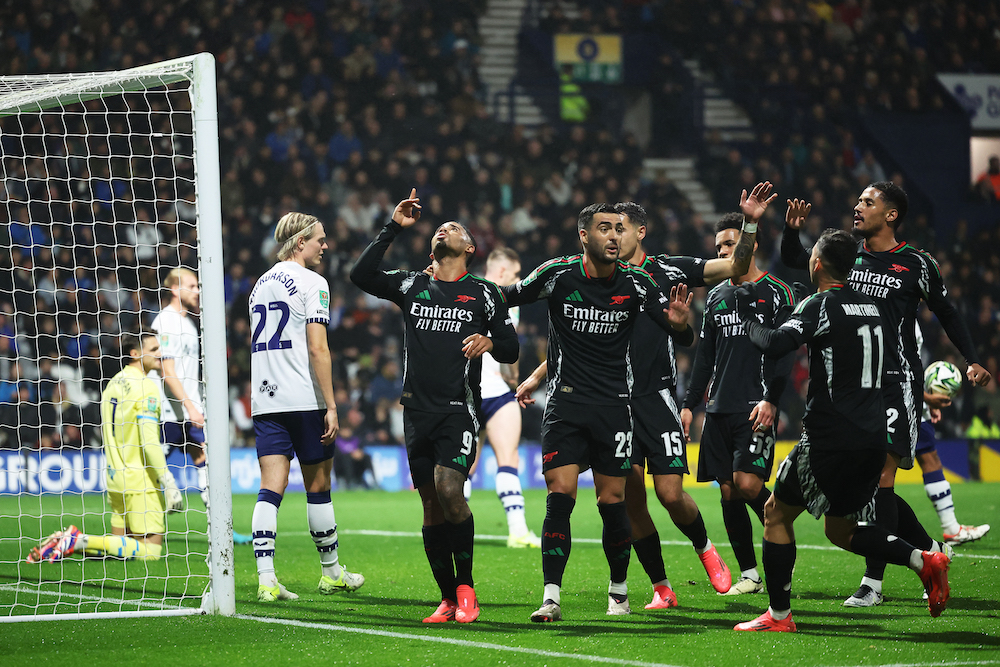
[
  {"x1": 334, "y1": 408, "x2": 378, "y2": 490},
  {"x1": 975, "y1": 155, "x2": 1000, "y2": 203}
]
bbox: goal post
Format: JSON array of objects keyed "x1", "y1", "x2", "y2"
[{"x1": 0, "y1": 53, "x2": 234, "y2": 620}]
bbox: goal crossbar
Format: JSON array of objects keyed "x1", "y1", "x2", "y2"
[{"x1": 0, "y1": 58, "x2": 198, "y2": 117}]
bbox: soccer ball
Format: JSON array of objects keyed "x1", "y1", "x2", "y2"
[{"x1": 923, "y1": 360, "x2": 963, "y2": 398}]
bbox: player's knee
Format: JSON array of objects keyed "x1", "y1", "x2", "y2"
[
  {"x1": 545, "y1": 491, "x2": 576, "y2": 520},
  {"x1": 823, "y1": 522, "x2": 852, "y2": 550},
  {"x1": 763, "y1": 495, "x2": 781, "y2": 528},
  {"x1": 656, "y1": 483, "x2": 684, "y2": 509},
  {"x1": 736, "y1": 479, "x2": 762, "y2": 501},
  {"x1": 917, "y1": 450, "x2": 941, "y2": 471}
]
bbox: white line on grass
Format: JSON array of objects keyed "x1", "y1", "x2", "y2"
[
  {"x1": 235, "y1": 613, "x2": 685, "y2": 667},
  {"x1": 298, "y1": 530, "x2": 1000, "y2": 560}
]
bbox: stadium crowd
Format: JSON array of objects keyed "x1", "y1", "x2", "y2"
[{"x1": 0, "y1": 0, "x2": 998, "y2": 458}]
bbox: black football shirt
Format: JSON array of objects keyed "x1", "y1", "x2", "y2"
[
  {"x1": 631, "y1": 253, "x2": 706, "y2": 395},
  {"x1": 683, "y1": 272, "x2": 796, "y2": 414},
  {"x1": 350, "y1": 221, "x2": 518, "y2": 414},
  {"x1": 502, "y1": 254, "x2": 673, "y2": 406}
]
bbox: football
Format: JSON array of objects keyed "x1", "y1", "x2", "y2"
[{"x1": 924, "y1": 360, "x2": 964, "y2": 398}]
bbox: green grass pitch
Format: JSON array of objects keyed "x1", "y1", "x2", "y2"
[{"x1": 2, "y1": 483, "x2": 998, "y2": 666}]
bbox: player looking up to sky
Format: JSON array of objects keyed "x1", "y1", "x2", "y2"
[
  {"x1": 250, "y1": 212, "x2": 364, "y2": 602},
  {"x1": 351, "y1": 189, "x2": 518, "y2": 624}
]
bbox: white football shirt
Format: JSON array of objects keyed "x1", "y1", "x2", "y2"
[
  {"x1": 250, "y1": 261, "x2": 331, "y2": 416},
  {"x1": 480, "y1": 306, "x2": 519, "y2": 399},
  {"x1": 150, "y1": 304, "x2": 202, "y2": 422}
]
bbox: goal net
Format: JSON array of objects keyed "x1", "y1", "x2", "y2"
[{"x1": 0, "y1": 54, "x2": 234, "y2": 620}]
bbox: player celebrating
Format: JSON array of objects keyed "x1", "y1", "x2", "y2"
[
  {"x1": 732, "y1": 229, "x2": 951, "y2": 632},
  {"x1": 28, "y1": 331, "x2": 183, "y2": 563},
  {"x1": 150, "y1": 267, "x2": 251, "y2": 544},
  {"x1": 508, "y1": 203, "x2": 693, "y2": 621},
  {"x1": 780, "y1": 183, "x2": 990, "y2": 607},
  {"x1": 474, "y1": 247, "x2": 541, "y2": 548},
  {"x1": 250, "y1": 212, "x2": 364, "y2": 602},
  {"x1": 350, "y1": 189, "x2": 518, "y2": 624},
  {"x1": 681, "y1": 212, "x2": 796, "y2": 596},
  {"x1": 613, "y1": 186, "x2": 775, "y2": 606}
]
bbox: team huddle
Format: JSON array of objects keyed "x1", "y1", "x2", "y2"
[{"x1": 27, "y1": 181, "x2": 991, "y2": 633}]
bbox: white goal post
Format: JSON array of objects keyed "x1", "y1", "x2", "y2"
[{"x1": 0, "y1": 53, "x2": 234, "y2": 620}]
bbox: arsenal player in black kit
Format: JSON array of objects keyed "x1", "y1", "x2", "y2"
[
  {"x1": 732, "y1": 228, "x2": 952, "y2": 632},
  {"x1": 780, "y1": 182, "x2": 990, "y2": 608},
  {"x1": 614, "y1": 186, "x2": 777, "y2": 607},
  {"x1": 681, "y1": 211, "x2": 796, "y2": 596},
  {"x1": 507, "y1": 203, "x2": 693, "y2": 622},
  {"x1": 350, "y1": 189, "x2": 519, "y2": 624}
]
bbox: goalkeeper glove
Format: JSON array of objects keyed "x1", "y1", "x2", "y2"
[{"x1": 161, "y1": 470, "x2": 185, "y2": 514}]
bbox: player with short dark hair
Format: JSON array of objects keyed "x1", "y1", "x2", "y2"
[
  {"x1": 681, "y1": 206, "x2": 797, "y2": 596},
  {"x1": 351, "y1": 189, "x2": 518, "y2": 624},
  {"x1": 251, "y1": 212, "x2": 364, "y2": 602},
  {"x1": 609, "y1": 183, "x2": 776, "y2": 607},
  {"x1": 732, "y1": 228, "x2": 951, "y2": 632},
  {"x1": 780, "y1": 183, "x2": 990, "y2": 607},
  {"x1": 509, "y1": 203, "x2": 693, "y2": 621},
  {"x1": 28, "y1": 330, "x2": 182, "y2": 563}
]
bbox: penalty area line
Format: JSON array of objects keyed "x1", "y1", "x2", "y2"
[{"x1": 235, "y1": 613, "x2": 682, "y2": 667}]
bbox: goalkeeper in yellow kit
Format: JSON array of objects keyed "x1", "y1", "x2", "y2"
[{"x1": 28, "y1": 331, "x2": 185, "y2": 563}]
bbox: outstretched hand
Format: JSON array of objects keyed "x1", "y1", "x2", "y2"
[
  {"x1": 785, "y1": 198, "x2": 811, "y2": 231},
  {"x1": 515, "y1": 374, "x2": 541, "y2": 407},
  {"x1": 739, "y1": 181, "x2": 777, "y2": 223},
  {"x1": 392, "y1": 188, "x2": 422, "y2": 228},
  {"x1": 664, "y1": 283, "x2": 693, "y2": 330}
]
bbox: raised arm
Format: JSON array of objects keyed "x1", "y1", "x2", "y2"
[
  {"x1": 659, "y1": 283, "x2": 695, "y2": 346},
  {"x1": 779, "y1": 198, "x2": 811, "y2": 270},
  {"x1": 349, "y1": 189, "x2": 421, "y2": 299},
  {"x1": 702, "y1": 181, "x2": 777, "y2": 284}
]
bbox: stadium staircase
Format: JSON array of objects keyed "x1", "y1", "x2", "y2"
[
  {"x1": 479, "y1": 0, "x2": 547, "y2": 125},
  {"x1": 642, "y1": 157, "x2": 718, "y2": 219},
  {"x1": 681, "y1": 59, "x2": 755, "y2": 144}
]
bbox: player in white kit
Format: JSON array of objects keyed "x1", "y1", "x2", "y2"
[
  {"x1": 473, "y1": 248, "x2": 541, "y2": 548},
  {"x1": 249, "y1": 212, "x2": 364, "y2": 602},
  {"x1": 150, "y1": 267, "x2": 250, "y2": 543}
]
